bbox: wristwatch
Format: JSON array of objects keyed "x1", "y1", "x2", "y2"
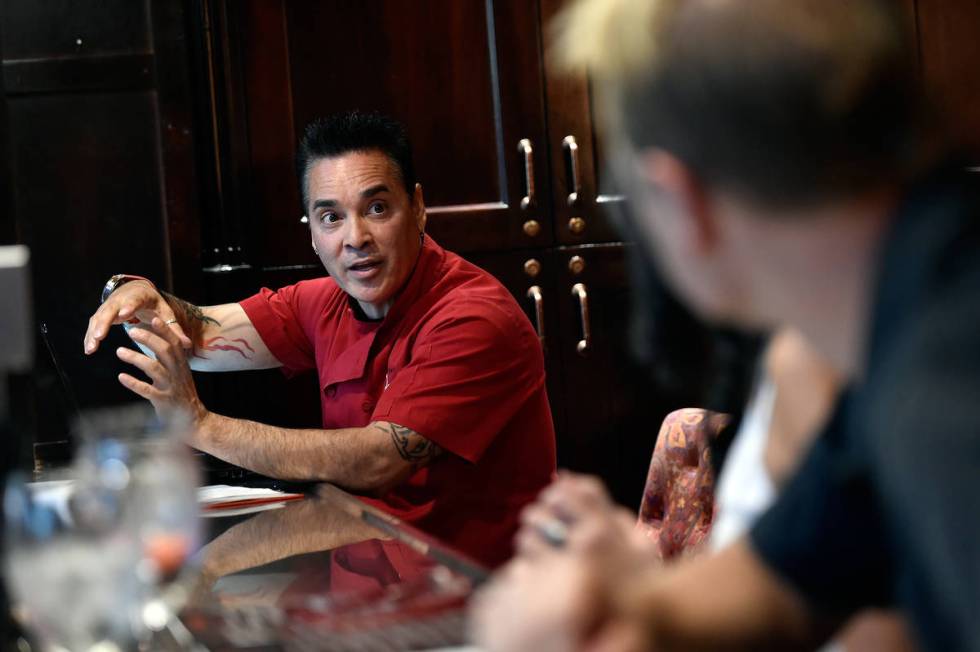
[{"x1": 100, "y1": 274, "x2": 152, "y2": 304}]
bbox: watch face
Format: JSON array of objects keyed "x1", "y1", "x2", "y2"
[{"x1": 101, "y1": 274, "x2": 126, "y2": 303}]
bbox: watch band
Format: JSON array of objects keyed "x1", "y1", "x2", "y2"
[{"x1": 100, "y1": 274, "x2": 153, "y2": 304}]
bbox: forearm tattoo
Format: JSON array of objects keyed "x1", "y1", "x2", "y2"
[
  {"x1": 198, "y1": 336, "x2": 255, "y2": 360},
  {"x1": 161, "y1": 291, "x2": 222, "y2": 356},
  {"x1": 374, "y1": 422, "x2": 443, "y2": 466}
]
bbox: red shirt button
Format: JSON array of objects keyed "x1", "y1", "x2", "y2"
[{"x1": 325, "y1": 386, "x2": 336, "y2": 398}]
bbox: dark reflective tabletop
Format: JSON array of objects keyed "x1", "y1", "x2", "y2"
[{"x1": 181, "y1": 484, "x2": 487, "y2": 651}]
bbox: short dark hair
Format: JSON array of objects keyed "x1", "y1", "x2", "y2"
[
  {"x1": 295, "y1": 110, "x2": 416, "y2": 210},
  {"x1": 557, "y1": 0, "x2": 935, "y2": 208}
]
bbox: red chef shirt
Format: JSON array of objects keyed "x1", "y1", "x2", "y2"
[{"x1": 239, "y1": 235, "x2": 556, "y2": 567}]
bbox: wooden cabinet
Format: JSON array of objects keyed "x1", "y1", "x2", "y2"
[
  {"x1": 915, "y1": 0, "x2": 980, "y2": 159},
  {"x1": 0, "y1": 0, "x2": 201, "y2": 446},
  {"x1": 467, "y1": 245, "x2": 690, "y2": 507},
  {"x1": 539, "y1": 0, "x2": 628, "y2": 246},
  {"x1": 204, "y1": 0, "x2": 554, "y2": 270},
  {"x1": 464, "y1": 249, "x2": 568, "y2": 441}
]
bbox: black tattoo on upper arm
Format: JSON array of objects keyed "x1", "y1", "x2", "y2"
[{"x1": 374, "y1": 422, "x2": 443, "y2": 466}]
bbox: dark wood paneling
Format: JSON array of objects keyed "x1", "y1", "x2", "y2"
[
  {"x1": 1, "y1": 0, "x2": 202, "y2": 452},
  {"x1": 551, "y1": 243, "x2": 686, "y2": 508},
  {"x1": 901, "y1": 0, "x2": 917, "y2": 33},
  {"x1": 217, "y1": 0, "x2": 552, "y2": 268},
  {"x1": 150, "y1": 0, "x2": 203, "y2": 297},
  {"x1": 186, "y1": 0, "x2": 250, "y2": 270},
  {"x1": 233, "y1": 0, "x2": 301, "y2": 268},
  {"x1": 0, "y1": 0, "x2": 150, "y2": 59},
  {"x1": 553, "y1": 244, "x2": 637, "y2": 488},
  {"x1": 915, "y1": 0, "x2": 980, "y2": 157},
  {"x1": 286, "y1": 2, "x2": 502, "y2": 210},
  {"x1": 539, "y1": 0, "x2": 627, "y2": 246},
  {"x1": 2, "y1": 54, "x2": 153, "y2": 96},
  {"x1": 7, "y1": 91, "x2": 170, "y2": 415},
  {"x1": 0, "y1": 15, "x2": 12, "y2": 245}
]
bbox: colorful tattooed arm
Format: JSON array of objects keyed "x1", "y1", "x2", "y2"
[{"x1": 158, "y1": 296, "x2": 280, "y2": 372}]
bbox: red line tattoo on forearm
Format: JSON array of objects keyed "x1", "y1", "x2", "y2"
[{"x1": 197, "y1": 336, "x2": 255, "y2": 359}]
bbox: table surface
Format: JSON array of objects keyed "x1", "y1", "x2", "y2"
[{"x1": 179, "y1": 483, "x2": 488, "y2": 650}]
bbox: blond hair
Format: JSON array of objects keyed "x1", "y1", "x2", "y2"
[
  {"x1": 550, "y1": 0, "x2": 677, "y2": 81},
  {"x1": 548, "y1": 0, "x2": 931, "y2": 207}
]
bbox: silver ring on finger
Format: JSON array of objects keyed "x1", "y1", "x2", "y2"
[{"x1": 536, "y1": 518, "x2": 569, "y2": 548}]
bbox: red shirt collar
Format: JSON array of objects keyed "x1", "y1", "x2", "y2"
[{"x1": 320, "y1": 235, "x2": 446, "y2": 389}]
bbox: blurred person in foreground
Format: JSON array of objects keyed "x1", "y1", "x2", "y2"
[
  {"x1": 472, "y1": 0, "x2": 980, "y2": 649},
  {"x1": 711, "y1": 329, "x2": 916, "y2": 652}
]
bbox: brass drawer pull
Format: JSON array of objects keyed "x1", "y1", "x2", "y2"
[
  {"x1": 527, "y1": 285, "x2": 545, "y2": 349},
  {"x1": 562, "y1": 135, "x2": 582, "y2": 206},
  {"x1": 518, "y1": 138, "x2": 536, "y2": 210},
  {"x1": 571, "y1": 283, "x2": 591, "y2": 356}
]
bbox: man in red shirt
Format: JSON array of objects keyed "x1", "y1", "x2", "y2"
[{"x1": 83, "y1": 111, "x2": 556, "y2": 567}]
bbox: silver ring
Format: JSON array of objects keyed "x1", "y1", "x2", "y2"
[
  {"x1": 164, "y1": 318, "x2": 178, "y2": 325},
  {"x1": 536, "y1": 518, "x2": 569, "y2": 548}
]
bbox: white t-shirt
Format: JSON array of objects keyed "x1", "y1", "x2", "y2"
[
  {"x1": 709, "y1": 378, "x2": 845, "y2": 652},
  {"x1": 709, "y1": 378, "x2": 777, "y2": 552}
]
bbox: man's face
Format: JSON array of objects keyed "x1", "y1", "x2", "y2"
[
  {"x1": 306, "y1": 150, "x2": 426, "y2": 319},
  {"x1": 617, "y1": 147, "x2": 754, "y2": 328}
]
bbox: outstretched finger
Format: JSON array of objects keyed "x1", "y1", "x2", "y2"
[
  {"x1": 116, "y1": 346, "x2": 170, "y2": 387},
  {"x1": 118, "y1": 372, "x2": 161, "y2": 402},
  {"x1": 127, "y1": 324, "x2": 180, "y2": 368},
  {"x1": 167, "y1": 320, "x2": 193, "y2": 350},
  {"x1": 84, "y1": 302, "x2": 125, "y2": 354}
]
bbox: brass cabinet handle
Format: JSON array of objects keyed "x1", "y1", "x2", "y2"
[
  {"x1": 518, "y1": 138, "x2": 536, "y2": 210},
  {"x1": 571, "y1": 282, "x2": 591, "y2": 356},
  {"x1": 562, "y1": 135, "x2": 582, "y2": 206},
  {"x1": 527, "y1": 285, "x2": 545, "y2": 348}
]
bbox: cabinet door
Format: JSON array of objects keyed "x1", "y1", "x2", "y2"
[
  {"x1": 464, "y1": 249, "x2": 567, "y2": 441},
  {"x1": 539, "y1": 0, "x2": 629, "y2": 247},
  {"x1": 474, "y1": 244, "x2": 691, "y2": 509},
  {"x1": 211, "y1": 0, "x2": 553, "y2": 270},
  {"x1": 552, "y1": 244, "x2": 668, "y2": 508},
  {"x1": 1, "y1": 0, "x2": 200, "y2": 444},
  {"x1": 915, "y1": 0, "x2": 980, "y2": 160}
]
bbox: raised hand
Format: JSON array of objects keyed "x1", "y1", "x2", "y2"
[
  {"x1": 84, "y1": 279, "x2": 191, "y2": 355},
  {"x1": 115, "y1": 316, "x2": 207, "y2": 428}
]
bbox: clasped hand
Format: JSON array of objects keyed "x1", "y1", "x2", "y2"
[{"x1": 471, "y1": 472, "x2": 661, "y2": 652}]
